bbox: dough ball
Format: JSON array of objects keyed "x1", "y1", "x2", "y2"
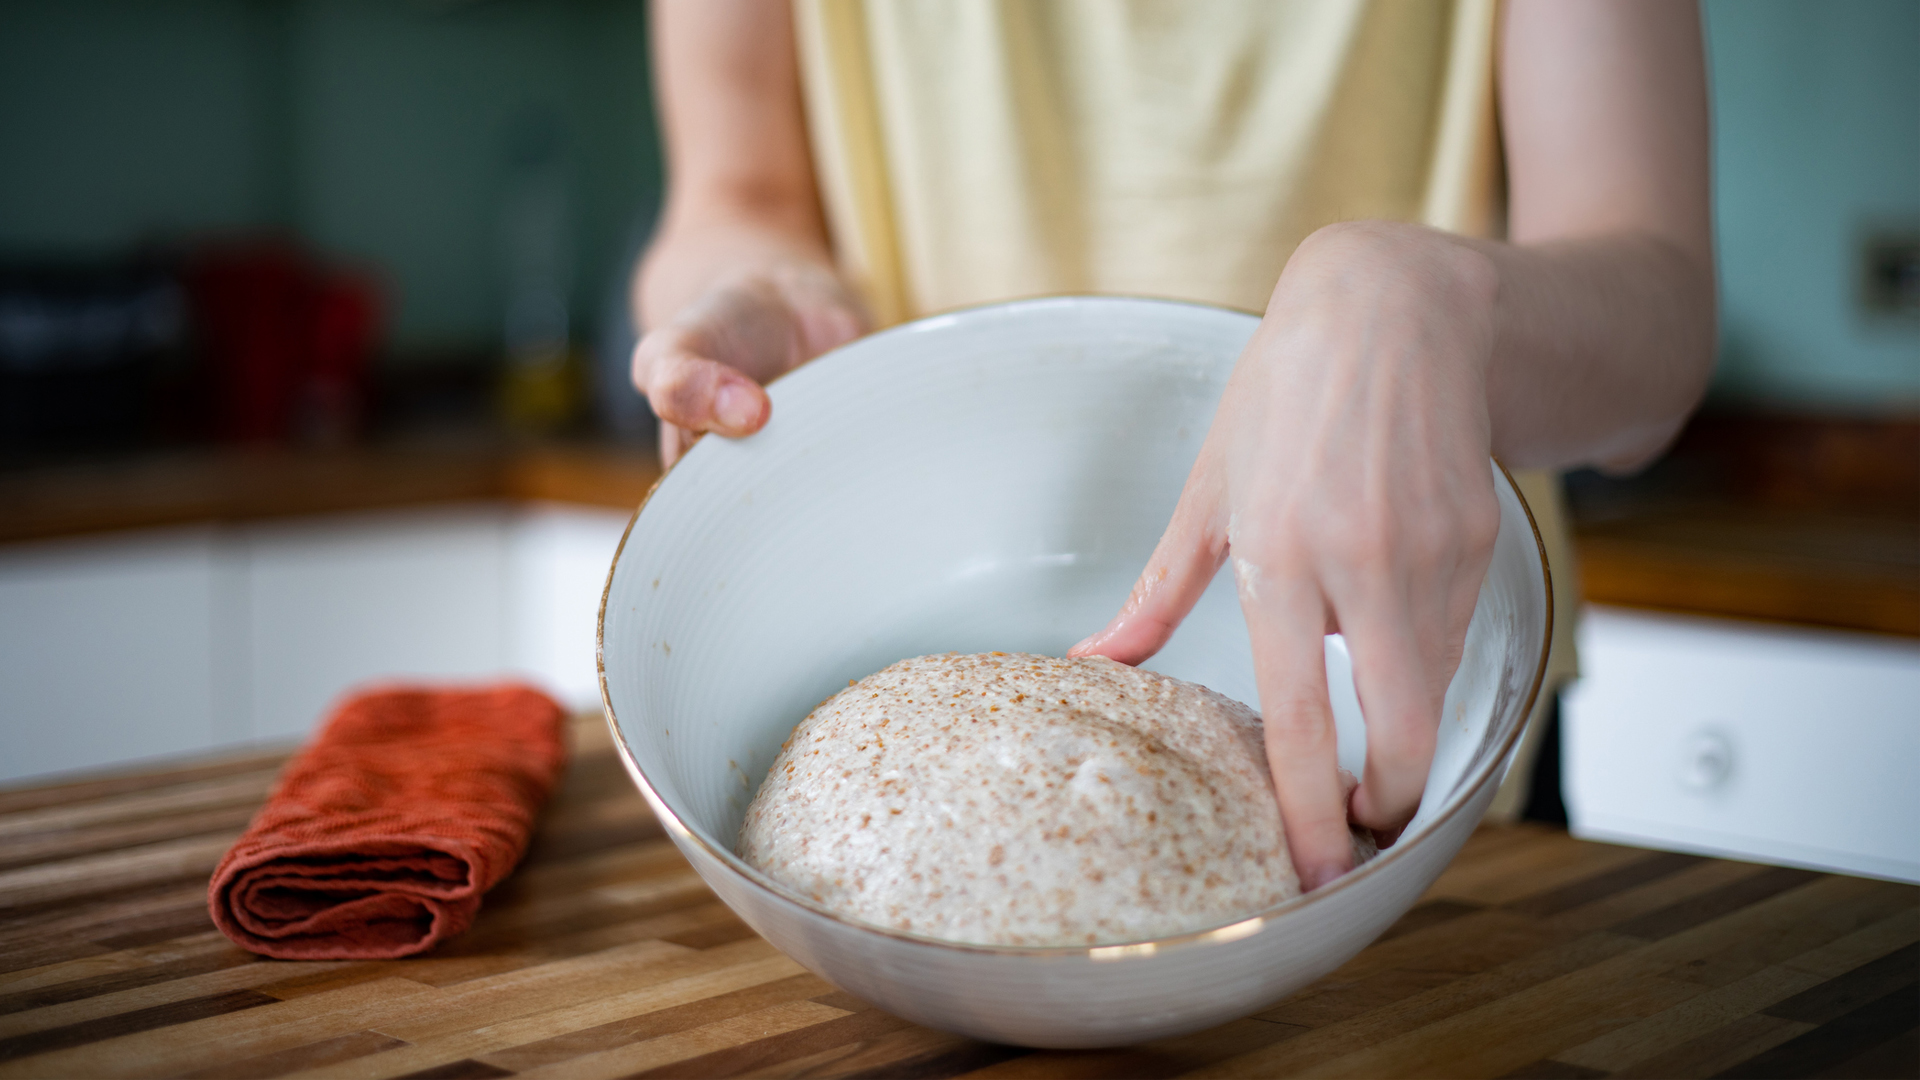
[{"x1": 738, "y1": 652, "x2": 1371, "y2": 947}]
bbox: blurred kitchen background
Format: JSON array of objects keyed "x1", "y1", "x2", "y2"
[
  {"x1": 1, "y1": 0, "x2": 665, "y2": 778},
  {"x1": 0, "y1": 2, "x2": 1915, "y2": 880}
]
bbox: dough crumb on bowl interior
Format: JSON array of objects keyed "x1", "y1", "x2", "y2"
[{"x1": 737, "y1": 652, "x2": 1376, "y2": 947}]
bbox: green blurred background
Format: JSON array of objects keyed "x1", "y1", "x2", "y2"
[{"x1": 0, "y1": 0, "x2": 1913, "y2": 431}]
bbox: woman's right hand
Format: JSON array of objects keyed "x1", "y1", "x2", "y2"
[{"x1": 632, "y1": 259, "x2": 866, "y2": 466}]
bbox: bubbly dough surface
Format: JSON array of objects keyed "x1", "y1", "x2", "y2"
[{"x1": 738, "y1": 652, "x2": 1345, "y2": 947}]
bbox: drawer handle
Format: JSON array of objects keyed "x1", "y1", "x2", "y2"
[{"x1": 1680, "y1": 730, "x2": 1734, "y2": 792}]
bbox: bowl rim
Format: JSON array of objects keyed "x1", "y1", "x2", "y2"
[{"x1": 596, "y1": 294, "x2": 1555, "y2": 959}]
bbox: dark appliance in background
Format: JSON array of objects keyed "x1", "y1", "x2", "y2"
[
  {"x1": 0, "y1": 259, "x2": 194, "y2": 457},
  {"x1": 0, "y1": 240, "x2": 385, "y2": 461}
]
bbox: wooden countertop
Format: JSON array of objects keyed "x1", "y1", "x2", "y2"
[
  {"x1": 1, "y1": 716, "x2": 1913, "y2": 1079},
  {"x1": 1576, "y1": 504, "x2": 1919, "y2": 636},
  {"x1": 4, "y1": 429, "x2": 1915, "y2": 635},
  {"x1": 0, "y1": 442, "x2": 662, "y2": 546},
  {"x1": 1573, "y1": 412, "x2": 1920, "y2": 636}
]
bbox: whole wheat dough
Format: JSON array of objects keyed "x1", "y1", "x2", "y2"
[{"x1": 737, "y1": 651, "x2": 1374, "y2": 947}]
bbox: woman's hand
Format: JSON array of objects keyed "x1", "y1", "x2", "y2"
[
  {"x1": 1070, "y1": 0, "x2": 1719, "y2": 889},
  {"x1": 633, "y1": 258, "x2": 865, "y2": 465},
  {"x1": 1071, "y1": 221, "x2": 1503, "y2": 890},
  {"x1": 634, "y1": 0, "x2": 861, "y2": 466}
]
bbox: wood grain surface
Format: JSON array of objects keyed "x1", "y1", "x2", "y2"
[
  {"x1": 8, "y1": 432, "x2": 1918, "y2": 637},
  {"x1": 1, "y1": 717, "x2": 1914, "y2": 1079},
  {"x1": 1576, "y1": 507, "x2": 1920, "y2": 637},
  {"x1": 0, "y1": 443, "x2": 660, "y2": 546},
  {"x1": 1569, "y1": 411, "x2": 1920, "y2": 638}
]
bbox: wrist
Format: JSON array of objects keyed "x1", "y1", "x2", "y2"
[
  {"x1": 1291, "y1": 220, "x2": 1500, "y2": 310},
  {"x1": 1274, "y1": 221, "x2": 1502, "y2": 385},
  {"x1": 636, "y1": 216, "x2": 837, "y2": 331}
]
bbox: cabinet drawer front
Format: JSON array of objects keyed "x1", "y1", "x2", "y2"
[
  {"x1": 0, "y1": 527, "x2": 229, "y2": 782},
  {"x1": 1565, "y1": 606, "x2": 1920, "y2": 883}
]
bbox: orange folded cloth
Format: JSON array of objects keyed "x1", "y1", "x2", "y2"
[{"x1": 208, "y1": 684, "x2": 567, "y2": 960}]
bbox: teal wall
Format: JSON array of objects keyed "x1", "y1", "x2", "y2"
[
  {"x1": 0, "y1": 0, "x2": 660, "y2": 356},
  {"x1": 0, "y1": 2, "x2": 279, "y2": 251},
  {"x1": 1705, "y1": 0, "x2": 1920, "y2": 410}
]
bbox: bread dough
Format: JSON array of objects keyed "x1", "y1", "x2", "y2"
[{"x1": 737, "y1": 652, "x2": 1373, "y2": 947}]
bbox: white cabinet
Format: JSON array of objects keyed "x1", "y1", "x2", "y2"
[
  {"x1": 507, "y1": 503, "x2": 635, "y2": 711},
  {"x1": 0, "y1": 502, "x2": 632, "y2": 784},
  {"x1": 0, "y1": 526, "x2": 236, "y2": 778},
  {"x1": 245, "y1": 506, "x2": 514, "y2": 741},
  {"x1": 1565, "y1": 605, "x2": 1920, "y2": 883}
]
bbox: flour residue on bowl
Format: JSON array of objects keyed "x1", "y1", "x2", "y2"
[{"x1": 737, "y1": 652, "x2": 1367, "y2": 947}]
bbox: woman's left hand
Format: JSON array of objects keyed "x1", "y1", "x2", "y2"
[{"x1": 1072, "y1": 221, "x2": 1504, "y2": 891}]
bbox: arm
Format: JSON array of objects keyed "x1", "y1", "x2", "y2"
[
  {"x1": 1075, "y1": 0, "x2": 1715, "y2": 887},
  {"x1": 1485, "y1": 0, "x2": 1716, "y2": 471},
  {"x1": 633, "y1": 0, "x2": 865, "y2": 464}
]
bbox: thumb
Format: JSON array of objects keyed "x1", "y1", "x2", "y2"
[{"x1": 635, "y1": 336, "x2": 772, "y2": 439}]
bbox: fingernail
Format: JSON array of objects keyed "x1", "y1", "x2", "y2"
[
  {"x1": 1067, "y1": 635, "x2": 1097, "y2": 657},
  {"x1": 1299, "y1": 863, "x2": 1340, "y2": 892},
  {"x1": 715, "y1": 384, "x2": 760, "y2": 431}
]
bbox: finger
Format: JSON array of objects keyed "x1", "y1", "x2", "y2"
[
  {"x1": 658, "y1": 422, "x2": 692, "y2": 468},
  {"x1": 1070, "y1": 459, "x2": 1225, "y2": 665},
  {"x1": 637, "y1": 342, "x2": 771, "y2": 438},
  {"x1": 1245, "y1": 582, "x2": 1352, "y2": 891},
  {"x1": 1338, "y1": 597, "x2": 1441, "y2": 844}
]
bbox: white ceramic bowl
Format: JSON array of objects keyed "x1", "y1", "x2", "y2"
[{"x1": 599, "y1": 296, "x2": 1551, "y2": 1049}]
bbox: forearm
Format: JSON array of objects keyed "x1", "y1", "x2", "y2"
[
  {"x1": 1485, "y1": 0, "x2": 1715, "y2": 472},
  {"x1": 1473, "y1": 230, "x2": 1716, "y2": 473},
  {"x1": 1278, "y1": 219, "x2": 1714, "y2": 476},
  {"x1": 637, "y1": 0, "x2": 836, "y2": 332}
]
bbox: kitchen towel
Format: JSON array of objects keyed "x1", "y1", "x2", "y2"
[{"x1": 208, "y1": 684, "x2": 567, "y2": 960}]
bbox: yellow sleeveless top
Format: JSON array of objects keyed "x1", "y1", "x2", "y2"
[{"x1": 791, "y1": 0, "x2": 1575, "y2": 809}]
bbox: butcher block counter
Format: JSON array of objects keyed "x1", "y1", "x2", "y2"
[
  {"x1": 4, "y1": 413, "x2": 1913, "y2": 636},
  {"x1": 1, "y1": 716, "x2": 1914, "y2": 1080}
]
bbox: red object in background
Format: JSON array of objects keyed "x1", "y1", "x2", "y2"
[
  {"x1": 207, "y1": 684, "x2": 567, "y2": 960},
  {"x1": 188, "y1": 240, "x2": 385, "y2": 444},
  {"x1": 306, "y1": 270, "x2": 383, "y2": 443}
]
